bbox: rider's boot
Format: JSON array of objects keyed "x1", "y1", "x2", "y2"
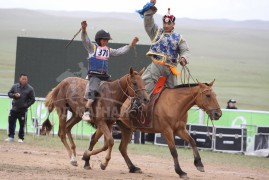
[
  {"x1": 129, "y1": 99, "x2": 140, "y2": 119},
  {"x1": 82, "y1": 99, "x2": 94, "y2": 122}
]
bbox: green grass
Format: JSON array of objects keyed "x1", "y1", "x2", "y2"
[{"x1": 1, "y1": 130, "x2": 268, "y2": 170}]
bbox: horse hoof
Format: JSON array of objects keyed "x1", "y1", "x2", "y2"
[
  {"x1": 70, "y1": 161, "x2": 78, "y2": 166},
  {"x1": 100, "y1": 163, "x2": 106, "y2": 170},
  {"x1": 129, "y1": 166, "x2": 142, "y2": 173},
  {"x1": 84, "y1": 165, "x2": 91, "y2": 170},
  {"x1": 196, "y1": 166, "x2": 205, "y2": 172},
  {"x1": 134, "y1": 168, "x2": 142, "y2": 173},
  {"x1": 180, "y1": 173, "x2": 189, "y2": 180},
  {"x1": 82, "y1": 151, "x2": 89, "y2": 161}
]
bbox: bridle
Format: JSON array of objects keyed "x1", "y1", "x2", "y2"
[
  {"x1": 180, "y1": 65, "x2": 220, "y2": 139},
  {"x1": 180, "y1": 65, "x2": 220, "y2": 115},
  {"x1": 196, "y1": 86, "x2": 221, "y2": 141},
  {"x1": 117, "y1": 74, "x2": 146, "y2": 100},
  {"x1": 198, "y1": 87, "x2": 220, "y2": 114}
]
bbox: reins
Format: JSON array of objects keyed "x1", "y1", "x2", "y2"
[
  {"x1": 118, "y1": 76, "x2": 130, "y2": 99},
  {"x1": 117, "y1": 73, "x2": 148, "y2": 121},
  {"x1": 117, "y1": 74, "x2": 146, "y2": 100},
  {"x1": 180, "y1": 65, "x2": 218, "y2": 139},
  {"x1": 206, "y1": 116, "x2": 215, "y2": 141},
  {"x1": 180, "y1": 65, "x2": 196, "y2": 84}
]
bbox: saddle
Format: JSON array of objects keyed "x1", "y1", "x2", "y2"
[{"x1": 130, "y1": 76, "x2": 166, "y2": 128}]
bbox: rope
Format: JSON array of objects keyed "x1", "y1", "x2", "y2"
[
  {"x1": 206, "y1": 115, "x2": 216, "y2": 141},
  {"x1": 179, "y1": 65, "x2": 218, "y2": 140},
  {"x1": 180, "y1": 65, "x2": 196, "y2": 84},
  {"x1": 117, "y1": 74, "x2": 146, "y2": 100},
  {"x1": 117, "y1": 76, "x2": 131, "y2": 100}
]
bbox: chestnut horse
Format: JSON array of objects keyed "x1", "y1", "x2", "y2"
[
  {"x1": 44, "y1": 67, "x2": 149, "y2": 166},
  {"x1": 116, "y1": 80, "x2": 222, "y2": 179}
]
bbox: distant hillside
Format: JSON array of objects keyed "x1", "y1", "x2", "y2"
[{"x1": 1, "y1": 8, "x2": 269, "y2": 110}]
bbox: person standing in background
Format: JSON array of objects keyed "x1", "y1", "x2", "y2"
[
  {"x1": 5, "y1": 73, "x2": 35, "y2": 143},
  {"x1": 226, "y1": 99, "x2": 238, "y2": 109}
]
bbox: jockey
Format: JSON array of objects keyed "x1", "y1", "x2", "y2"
[
  {"x1": 130, "y1": 0, "x2": 191, "y2": 117},
  {"x1": 81, "y1": 21, "x2": 139, "y2": 121}
]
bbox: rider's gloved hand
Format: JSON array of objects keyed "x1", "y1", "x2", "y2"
[{"x1": 179, "y1": 57, "x2": 187, "y2": 66}]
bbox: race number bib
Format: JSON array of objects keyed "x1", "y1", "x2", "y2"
[{"x1": 96, "y1": 46, "x2": 109, "y2": 60}]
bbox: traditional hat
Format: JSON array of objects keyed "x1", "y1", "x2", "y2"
[{"x1": 162, "y1": 8, "x2": 176, "y2": 23}]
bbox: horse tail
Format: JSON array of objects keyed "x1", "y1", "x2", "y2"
[{"x1": 44, "y1": 83, "x2": 61, "y2": 112}]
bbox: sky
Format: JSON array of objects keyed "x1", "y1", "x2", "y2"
[{"x1": 1, "y1": 0, "x2": 269, "y2": 21}]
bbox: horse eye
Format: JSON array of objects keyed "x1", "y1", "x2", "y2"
[{"x1": 206, "y1": 94, "x2": 210, "y2": 98}]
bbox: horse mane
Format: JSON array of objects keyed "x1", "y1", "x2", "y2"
[{"x1": 173, "y1": 83, "x2": 209, "y2": 89}]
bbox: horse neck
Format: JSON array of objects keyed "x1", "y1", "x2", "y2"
[
  {"x1": 111, "y1": 74, "x2": 129, "y2": 103},
  {"x1": 168, "y1": 86, "x2": 200, "y2": 113}
]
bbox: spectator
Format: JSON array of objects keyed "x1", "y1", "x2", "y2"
[
  {"x1": 5, "y1": 73, "x2": 35, "y2": 143},
  {"x1": 226, "y1": 99, "x2": 238, "y2": 109}
]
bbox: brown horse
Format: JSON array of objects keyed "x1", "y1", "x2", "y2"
[
  {"x1": 44, "y1": 67, "x2": 149, "y2": 166},
  {"x1": 116, "y1": 80, "x2": 222, "y2": 179}
]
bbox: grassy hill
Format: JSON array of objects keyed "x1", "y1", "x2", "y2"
[{"x1": 0, "y1": 9, "x2": 269, "y2": 111}]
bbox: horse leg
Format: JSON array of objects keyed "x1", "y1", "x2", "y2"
[
  {"x1": 117, "y1": 121, "x2": 141, "y2": 173},
  {"x1": 57, "y1": 108, "x2": 74, "y2": 162},
  {"x1": 65, "y1": 115, "x2": 81, "y2": 166},
  {"x1": 164, "y1": 130, "x2": 189, "y2": 179},
  {"x1": 176, "y1": 129, "x2": 204, "y2": 172},
  {"x1": 99, "y1": 123, "x2": 114, "y2": 170},
  {"x1": 82, "y1": 122, "x2": 114, "y2": 170},
  {"x1": 82, "y1": 128, "x2": 103, "y2": 170}
]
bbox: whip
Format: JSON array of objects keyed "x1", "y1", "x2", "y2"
[{"x1": 65, "y1": 28, "x2": 82, "y2": 48}]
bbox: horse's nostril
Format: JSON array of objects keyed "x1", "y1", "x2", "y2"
[
  {"x1": 214, "y1": 112, "x2": 222, "y2": 118},
  {"x1": 144, "y1": 98, "x2": 149, "y2": 104}
]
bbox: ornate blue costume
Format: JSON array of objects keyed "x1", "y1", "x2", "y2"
[{"x1": 146, "y1": 28, "x2": 182, "y2": 67}]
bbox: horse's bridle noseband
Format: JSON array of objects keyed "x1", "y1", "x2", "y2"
[
  {"x1": 118, "y1": 74, "x2": 147, "y2": 100},
  {"x1": 198, "y1": 87, "x2": 220, "y2": 113}
]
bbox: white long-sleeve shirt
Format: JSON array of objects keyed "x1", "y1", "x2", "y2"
[{"x1": 81, "y1": 31, "x2": 131, "y2": 58}]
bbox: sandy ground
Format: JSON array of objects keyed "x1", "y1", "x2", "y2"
[{"x1": 0, "y1": 140, "x2": 268, "y2": 180}]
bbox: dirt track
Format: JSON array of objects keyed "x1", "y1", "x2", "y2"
[{"x1": 0, "y1": 140, "x2": 268, "y2": 180}]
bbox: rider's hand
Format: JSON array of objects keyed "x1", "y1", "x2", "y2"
[
  {"x1": 179, "y1": 57, "x2": 187, "y2": 66},
  {"x1": 150, "y1": 0, "x2": 156, "y2": 5},
  {"x1": 81, "y1": 21, "x2": 87, "y2": 32},
  {"x1": 130, "y1": 37, "x2": 139, "y2": 48},
  {"x1": 150, "y1": 0, "x2": 157, "y2": 12}
]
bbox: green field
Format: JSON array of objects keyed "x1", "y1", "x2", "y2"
[{"x1": 1, "y1": 9, "x2": 269, "y2": 111}]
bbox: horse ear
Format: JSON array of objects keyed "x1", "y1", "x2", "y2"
[
  {"x1": 209, "y1": 79, "x2": 215, "y2": 87},
  {"x1": 138, "y1": 67, "x2": 145, "y2": 76},
  {"x1": 129, "y1": 67, "x2": 134, "y2": 75}
]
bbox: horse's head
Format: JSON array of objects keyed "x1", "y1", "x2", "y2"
[
  {"x1": 196, "y1": 80, "x2": 222, "y2": 120},
  {"x1": 126, "y1": 67, "x2": 149, "y2": 105}
]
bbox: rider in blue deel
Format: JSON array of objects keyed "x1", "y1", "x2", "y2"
[{"x1": 130, "y1": 0, "x2": 191, "y2": 116}]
